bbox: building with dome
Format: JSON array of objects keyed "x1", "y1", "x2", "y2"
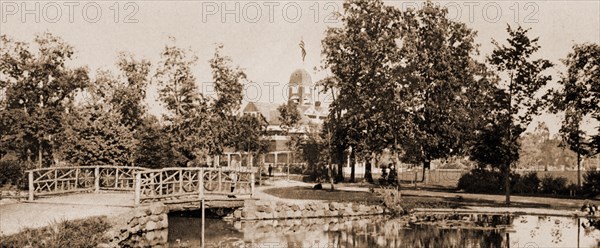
[{"x1": 240, "y1": 68, "x2": 328, "y2": 167}]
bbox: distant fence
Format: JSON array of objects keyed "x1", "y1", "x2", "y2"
[{"x1": 26, "y1": 166, "x2": 256, "y2": 205}]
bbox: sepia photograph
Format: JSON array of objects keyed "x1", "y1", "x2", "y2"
[{"x1": 0, "y1": 0, "x2": 599, "y2": 247}]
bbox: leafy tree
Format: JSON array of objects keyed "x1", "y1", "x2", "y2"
[
  {"x1": 230, "y1": 114, "x2": 270, "y2": 161},
  {"x1": 61, "y1": 103, "x2": 137, "y2": 166},
  {"x1": 547, "y1": 43, "x2": 600, "y2": 187},
  {"x1": 277, "y1": 101, "x2": 301, "y2": 132},
  {"x1": 111, "y1": 53, "x2": 151, "y2": 130},
  {"x1": 59, "y1": 69, "x2": 140, "y2": 167},
  {"x1": 0, "y1": 33, "x2": 89, "y2": 167},
  {"x1": 321, "y1": 0, "x2": 403, "y2": 183},
  {"x1": 154, "y1": 41, "x2": 209, "y2": 166},
  {"x1": 481, "y1": 25, "x2": 553, "y2": 204},
  {"x1": 209, "y1": 44, "x2": 247, "y2": 157},
  {"x1": 277, "y1": 101, "x2": 302, "y2": 157},
  {"x1": 299, "y1": 129, "x2": 327, "y2": 181},
  {"x1": 134, "y1": 116, "x2": 174, "y2": 169},
  {"x1": 398, "y1": 1, "x2": 490, "y2": 173}
]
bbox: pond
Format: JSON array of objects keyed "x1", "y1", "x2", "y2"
[{"x1": 167, "y1": 213, "x2": 600, "y2": 248}]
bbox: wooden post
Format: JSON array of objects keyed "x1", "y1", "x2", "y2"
[
  {"x1": 28, "y1": 171, "x2": 34, "y2": 201},
  {"x1": 179, "y1": 170, "x2": 184, "y2": 194},
  {"x1": 74, "y1": 168, "x2": 79, "y2": 190},
  {"x1": 250, "y1": 172, "x2": 255, "y2": 198},
  {"x1": 134, "y1": 172, "x2": 141, "y2": 205},
  {"x1": 115, "y1": 168, "x2": 119, "y2": 189},
  {"x1": 94, "y1": 166, "x2": 100, "y2": 193},
  {"x1": 54, "y1": 169, "x2": 58, "y2": 191},
  {"x1": 201, "y1": 198, "x2": 205, "y2": 248},
  {"x1": 159, "y1": 172, "x2": 163, "y2": 195},
  {"x1": 218, "y1": 167, "x2": 222, "y2": 192},
  {"x1": 199, "y1": 169, "x2": 205, "y2": 200}
]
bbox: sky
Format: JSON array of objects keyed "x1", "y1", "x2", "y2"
[{"x1": 1, "y1": 0, "x2": 599, "y2": 135}]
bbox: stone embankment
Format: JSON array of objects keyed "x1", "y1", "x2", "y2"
[
  {"x1": 99, "y1": 203, "x2": 169, "y2": 248},
  {"x1": 231, "y1": 200, "x2": 387, "y2": 220}
]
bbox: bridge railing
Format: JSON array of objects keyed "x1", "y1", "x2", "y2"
[
  {"x1": 26, "y1": 166, "x2": 149, "y2": 201},
  {"x1": 134, "y1": 167, "x2": 256, "y2": 205}
]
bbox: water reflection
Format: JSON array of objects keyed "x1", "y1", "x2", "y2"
[{"x1": 168, "y1": 214, "x2": 600, "y2": 248}]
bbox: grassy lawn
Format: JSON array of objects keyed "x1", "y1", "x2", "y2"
[
  {"x1": 262, "y1": 186, "x2": 558, "y2": 211},
  {"x1": 263, "y1": 186, "x2": 383, "y2": 205}
]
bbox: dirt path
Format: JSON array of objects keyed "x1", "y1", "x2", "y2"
[{"x1": 0, "y1": 193, "x2": 134, "y2": 236}]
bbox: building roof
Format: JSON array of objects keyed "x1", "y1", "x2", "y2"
[
  {"x1": 243, "y1": 102, "x2": 282, "y2": 125},
  {"x1": 242, "y1": 101, "x2": 322, "y2": 127},
  {"x1": 289, "y1": 69, "x2": 313, "y2": 86}
]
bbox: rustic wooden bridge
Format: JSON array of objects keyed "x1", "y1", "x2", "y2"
[{"x1": 25, "y1": 166, "x2": 256, "y2": 206}]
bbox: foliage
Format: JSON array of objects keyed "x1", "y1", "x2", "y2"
[
  {"x1": 539, "y1": 175, "x2": 569, "y2": 195},
  {"x1": 0, "y1": 33, "x2": 89, "y2": 167},
  {"x1": 471, "y1": 25, "x2": 553, "y2": 203},
  {"x1": 134, "y1": 116, "x2": 175, "y2": 168},
  {"x1": 277, "y1": 101, "x2": 301, "y2": 132},
  {"x1": 511, "y1": 172, "x2": 540, "y2": 194},
  {"x1": 154, "y1": 41, "x2": 210, "y2": 166},
  {"x1": 298, "y1": 130, "x2": 327, "y2": 181},
  {"x1": 229, "y1": 114, "x2": 269, "y2": 154},
  {"x1": 457, "y1": 168, "x2": 503, "y2": 194},
  {"x1": 209, "y1": 45, "x2": 267, "y2": 157},
  {"x1": 110, "y1": 53, "x2": 151, "y2": 130},
  {"x1": 547, "y1": 43, "x2": 600, "y2": 156},
  {"x1": 60, "y1": 103, "x2": 137, "y2": 166},
  {"x1": 0, "y1": 159, "x2": 23, "y2": 186},
  {"x1": 0, "y1": 216, "x2": 111, "y2": 248},
  {"x1": 398, "y1": 1, "x2": 490, "y2": 165},
  {"x1": 582, "y1": 170, "x2": 600, "y2": 197},
  {"x1": 210, "y1": 44, "x2": 245, "y2": 117},
  {"x1": 321, "y1": 0, "x2": 403, "y2": 182}
]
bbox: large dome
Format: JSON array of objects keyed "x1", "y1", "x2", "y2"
[{"x1": 288, "y1": 69, "x2": 313, "y2": 86}]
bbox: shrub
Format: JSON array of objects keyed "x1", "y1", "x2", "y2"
[
  {"x1": 512, "y1": 172, "x2": 540, "y2": 194},
  {"x1": 583, "y1": 170, "x2": 600, "y2": 197},
  {"x1": 0, "y1": 216, "x2": 111, "y2": 248},
  {"x1": 540, "y1": 175, "x2": 568, "y2": 195},
  {"x1": 0, "y1": 160, "x2": 24, "y2": 187},
  {"x1": 457, "y1": 168, "x2": 502, "y2": 194}
]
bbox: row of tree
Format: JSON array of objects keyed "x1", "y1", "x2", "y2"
[
  {"x1": 0, "y1": 35, "x2": 268, "y2": 169},
  {"x1": 315, "y1": 0, "x2": 599, "y2": 203}
]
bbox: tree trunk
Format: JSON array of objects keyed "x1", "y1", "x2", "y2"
[
  {"x1": 577, "y1": 152, "x2": 581, "y2": 189},
  {"x1": 365, "y1": 154, "x2": 373, "y2": 183},
  {"x1": 336, "y1": 148, "x2": 344, "y2": 182},
  {"x1": 38, "y1": 142, "x2": 43, "y2": 169},
  {"x1": 505, "y1": 163, "x2": 511, "y2": 205},
  {"x1": 329, "y1": 163, "x2": 335, "y2": 191},
  {"x1": 350, "y1": 148, "x2": 356, "y2": 183}
]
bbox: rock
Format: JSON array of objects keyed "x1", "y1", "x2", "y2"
[
  {"x1": 128, "y1": 217, "x2": 139, "y2": 226},
  {"x1": 134, "y1": 208, "x2": 147, "y2": 218},
  {"x1": 351, "y1": 204, "x2": 360, "y2": 212},
  {"x1": 329, "y1": 202, "x2": 338, "y2": 211},
  {"x1": 150, "y1": 203, "x2": 167, "y2": 215},
  {"x1": 146, "y1": 221, "x2": 158, "y2": 231},
  {"x1": 159, "y1": 218, "x2": 168, "y2": 229},
  {"x1": 234, "y1": 210, "x2": 242, "y2": 219},
  {"x1": 290, "y1": 204, "x2": 301, "y2": 211}
]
